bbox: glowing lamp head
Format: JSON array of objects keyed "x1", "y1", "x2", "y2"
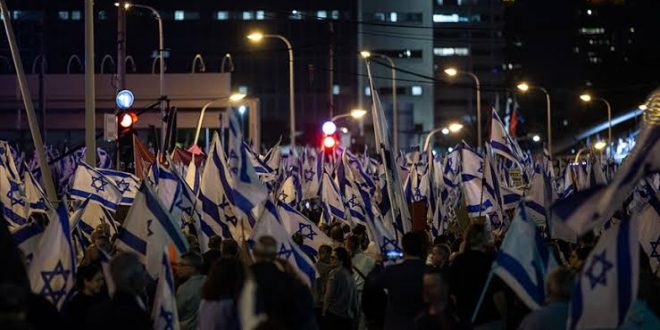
[
  {"x1": 580, "y1": 93, "x2": 592, "y2": 102},
  {"x1": 444, "y1": 68, "x2": 458, "y2": 77},
  {"x1": 532, "y1": 134, "x2": 541, "y2": 142},
  {"x1": 360, "y1": 51, "x2": 371, "y2": 59},
  {"x1": 594, "y1": 141, "x2": 607, "y2": 150},
  {"x1": 448, "y1": 122, "x2": 463, "y2": 133},
  {"x1": 247, "y1": 32, "x2": 264, "y2": 42},
  {"x1": 322, "y1": 121, "x2": 337, "y2": 135},
  {"x1": 229, "y1": 93, "x2": 246, "y2": 102},
  {"x1": 350, "y1": 109, "x2": 367, "y2": 119},
  {"x1": 119, "y1": 112, "x2": 136, "y2": 128},
  {"x1": 517, "y1": 82, "x2": 530, "y2": 92},
  {"x1": 116, "y1": 89, "x2": 134, "y2": 109},
  {"x1": 639, "y1": 104, "x2": 648, "y2": 110},
  {"x1": 441, "y1": 128, "x2": 450, "y2": 135},
  {"x1": 323, "y1": 136, "x2": 337, "y2": 148}
]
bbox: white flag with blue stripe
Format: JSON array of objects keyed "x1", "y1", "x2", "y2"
[
  {"x1": 97, "y1": 169, "x2": 139, "y2": 205},
  {"x1": 70, "y1": 162, "x2": 122, "y2": 211},
  {"x1": 568, "y1": 215, "x2": 640, "y2": 329},
  {"x1": 461, "y1": 145, "x2": 496, "y2": 217},
  {"x1": 11, "y1": 220, "x2": 44, "y2": 266},
  {"x1": 638, "y1": 195, "x2": 660, "y2": 276},
  {"x1": 490, "y1": 109, "x2": 524, "y2": 164},
  {"x1": 552, "y1": 125, "x2": 660, "y2": 235},
  {"x1": 0, "y1": 164, "x2": 28, "y2": 228},
  {"x1": 116, "y1": 182, "x2": 189, "y2": 278},
  {"x1": 250, "y1": 200, "x2": 317, "y2": 287},
  {"x1": 492, "y1": 203, "x2": 558, "y2": 309},
  {"x1": 28, "y1": 202, "x2": 77, "y2": 310},
  {"x1": 74, "y1": 198, "x2": 119, "y2": 245},
  {"x1": 278, "y1": 201, "x2": 334, "y2": 259},
  {"x1": 152, "y1": 249, "x2": 180, "y2": 330},
  {"x1": 319, "y1": 171, "x2": 347, "y2": 225},
  {"x1": 24, "y1": 169, "x2": 51, "y2": 215}
]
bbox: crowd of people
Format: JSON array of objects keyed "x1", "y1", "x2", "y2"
[{"x1": 2, "y1": 212, "x2": 659, "y2": 330}]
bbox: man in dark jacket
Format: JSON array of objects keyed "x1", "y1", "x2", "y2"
[
  {"x1": 86, "y1": 252, "x2": 151, "y2": 330},
  {"x1": 370, "y1": 231, "x2": 427, "y2": 330}
]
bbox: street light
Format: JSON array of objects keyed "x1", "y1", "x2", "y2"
[
  {"x1": 193, "y1": 93, "x2": 246, "y2": 146},
  {"x1": 516, "y1": 81, "x2": 553, "y2": 155},
  {"x1": 247, "y1": 31, "x2": 296, "y2": 148},
  {"x1": 331, "y1": 108, "x2": 368, "y2": 122},
  {"x1": 579, "y1": 93, "x2": 612, "y2": 152},
  {"x1": 424, "y1": 122, "x2": 463, "y2": 151},
  {"x1": 532, "y1": 134, "x2": 541, "y2": 142},
  {"x1": 594, "y1": 140, "x2": 607, "y2": 150},
  {"x1": 118, "y1": 2, "x2": 166, "y2": 151},
  {"x1": 361, "y1": 50, "x2": 399, "y2": 151},
  {"x1": 444, "y1": 67, "x2": 481, "y2": 150}
]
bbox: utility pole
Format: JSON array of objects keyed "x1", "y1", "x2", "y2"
[
  {"x1": 328, "y1": 22, "x2": 334, "y2": 118},
  {"x1": 84, "y1": 0, "x2": 96, "y2": 166},
  {"x1": 116, "y1": 3, "x2": 127, "y2": 170}
]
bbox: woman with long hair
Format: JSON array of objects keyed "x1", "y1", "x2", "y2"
[
  {"x1": 198, "y1": 258, "x2": 245, "y2": 330},
  {"x1": 322, "y1": 247, "x2": 358, "y2": 329}
]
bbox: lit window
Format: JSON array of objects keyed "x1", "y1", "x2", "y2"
[
  {"x1": 433, "y1": 47, "x2": 469, "y2": 56},
  {"x1": 216, "y1": 11, "x2": 229, "y2": 20},
  {"x1": 98, "y1": 10, "x2": 108, "y2": 20},
  {"x1": 373, "y1": 12, "x2": 385, "y2": 21},
  {"x1": 317, "y1": 11, "x2": 327, "y2": 19},
  {"x1": 333, "y1": 85, "x2": 340, "y2": 95},
  {"x1": 364, "y1": 86, "x2": 371, "y2": 96},
  {"x1": 433, "y1": 13, "x2": 468, "y2": 23},
  {"x1": 12, "y1": 10, "x2": 22, "y2": 19},
  {"x1": 242, "y1": 11, "x2": 253, "y2": 20},
  {"x1": 579, "y1": 27, "x2": 604, "y2": 35},
  {"x1": 411, "y1": 86, "x2": 423, "y2": 96},
  {"x1": 256, "y1": 11, "x2": 265, "y2": 20},
  {"x1": 389, "y1": 12, "x2": 398, "y2": 22},
  {"x1": 174, "y1": 10, "x2": 184, "y2": 21},
  {"x1": 238, "y1": 86, "x2": 248, "y2": 94},
  {"x1": 58, "y1": 11, "x2": 69, "y2": 20},
  {"x1": 331, "y1": 10, "x2": 340, "y2": 19},
  {"x1": 71, "y1": 11, "x2": 81, "y2": 20},
  {"x1": 290, "y1": 10, "x2": 302, "y2": 20}
]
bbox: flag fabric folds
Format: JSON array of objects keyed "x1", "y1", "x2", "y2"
[
  {"x1": 152, "y1": 249, "x2": 180, "y2": 330},
  {"x1": 278, "y1": 201, "x2": 334, "y2": 258},
  {"x1": 97, "y1": 169, "x2": 140, "y2": 205},
  {"x1": 70, "y1": 162, "x2": 122, "y2": 211}
]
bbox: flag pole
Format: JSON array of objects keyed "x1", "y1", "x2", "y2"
[
  {"x1": 0, "y1": 0, "x2": 57, "y2": 203},
  {"x1": 471, "y1": 270, "x2": 494, "y2": 323}
]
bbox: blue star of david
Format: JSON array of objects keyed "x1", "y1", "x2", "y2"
[
  {"x1": 380, "y1": 237, "x2": 398, "y2": 254},
  {"x1": 296, "y1": 223, "x2": 317, "y2": 240},
  {"x1": 304, "y1": 169, "x2": 315, "y2": 182},
  {"x1": 7, "y1": 181, "x2": 25, "y2": 207},
  {"x1": 585, "y1": 250, "x2": 613, "y2": 289},
  {"x1": 228, "y1": 150, "x2": 239, "y2": 174},
  {"x1": 39, "y1": 260, "x2": 70, "y2": 306},
  {"x1": 414, "y1": 187, "x2": 424, "y2": 200},
  {"x1": 147, "y1": 219, "x2": 154, "y2": 236},
  {"x1": 90, "y1": 176, "x2": 108, "y2": 193},
  {"x1": 477, "y1": 163, "x2": 483, "y2": 174},
  {"x1": 278, "y1": 191, "x2": 289, "y2": 201},
  {"x1": 650, "y1": 236, "x2": 660, "y2": 263},
  {"x1": 159, "y1": 306, "x2": 174, "y2": 330},
  {"x1": 218, "y1": 197, "x2": 237, "y2": 226},
  {"x1": 277, "y1": 245, "x2": 294, "y2": 259},
  {"x1": 115, "y1": 179, "x2": 130, "y2": 193}
]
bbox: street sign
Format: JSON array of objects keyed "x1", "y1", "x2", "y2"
[{"x1": 104, "y1": 113, "x2": 118, "y2": 141}]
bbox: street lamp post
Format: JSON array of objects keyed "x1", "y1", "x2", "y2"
[
  {"x1": 331, "y1": 108, "x2": 367, "y2": 122},
  {"x1": 444, "y1": 68, "x2": 481, "y2": 150},
  {"x1": 517, "y1": 82, "x2": 552, "y2": 155},
  {"x1": 423, "y1": 122, "x2": 463, "y2": 151},
  {"x1": 193, "y1": 93, "x2": 246, "y2": 147},
  {"x1": 580, "y1": 93, "x2": 612, "y2": 151},
  {"x1": 247, "y1": 32, "x2": 295, "y2": 148},
  {"x1": 361, "y1": 51, "x2": 398, "y2": 151}
]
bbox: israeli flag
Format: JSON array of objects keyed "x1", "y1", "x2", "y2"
[
  {"x1": 490, "y1": 109, "x2": 523, "y2": 164},
  {"x1": 319, "y1": 171, "x2": 347, "y2": 225},
  {"x1": 0, "y1": 140, "x2": 22, "y2": 181},
  {"x1": 28, "y1": 202, "x2": 77, "y2": 310},
  {"x1": 184, "y1": 154, "x2": 200, "y2": 194},
  {"x1": 73, "y1": 198, "x2": 119, "y2": 245},
  {"x1": 11, "y1": 220, "x2": 43, "y2": 266},
  {"x1": 568, "y1": 215, "x2": 640, "y2": 329},
  {"x1": 638, "y1": 196, "x2": 660, "y2": 276},
  {"x1": 152, "y1": 249, "x2": 180, "y2": 330},
  {"x1": 461, "y1": 145, "x2": 495, "y2": 217},
  {"x1": 525, "y1": 164, "x2": 552, "y2": 229},
  {"x1": 24, "y1": 169, "x2": 51, "y2": 215},
  {"x1": 302, "y1": 150, "x2": 322, "y2": 200},
  {"x1": 199, "y1": 133, "x2": 242, "y2": 241},
  {"x1": 97, "y1": 169, "x2": 139, "y2": 205},
  {"x1": 70, "y1": 162, "x2": 122, "y2": 211},
  {"x1": 115, "y1": 182, "x2": 189, "y2": 278},
  {"x1": 277, "y1": 176, "x2": 301, "y2": 206},
  {"x1": 553, "y1": 125, "x2": 660, "y2": 236},
  {"x1": 278, "y1": 201, "x2": 334, "y2": 258},
  {"x1": 250, "y1": 200, "x2": 317, "y2": 287},
  {"x1": 492, "y1": 203, "x2": 558, "y2": 310},
  {"x1": 0, "y1": 164, "x2": 28, "y2": 228}
]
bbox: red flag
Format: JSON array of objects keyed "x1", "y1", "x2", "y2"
[
  {"x1": 509, "y1": 106, "x2": 518, "y2": 138},
  {"x1": 132, "y1": 135, "x2": 155, "y2": 179}
]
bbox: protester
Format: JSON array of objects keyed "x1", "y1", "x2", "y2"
[
  {"x1": 322, "y1": 247, "x2": 359, "y2": 330},
  {"x1": 518, "y1": 267, "x2": 574, "y2": 330},
  {"x1": 176, "y1": 252, "x2": 206, "y2": 330},
  {"x1": 198, "y1": 257, "x2": 245, "y2": 330},
  {"x1": 449, "y1": 222, "x2": 503, "y2": 327},
  {"x1": 250, "y1": 236, "x2": 318, "y2": 330},
  {"x1": 202, "y1": 235, "x2": 223, "y2": 275},
  {"x1": 221, "y1": 239, "x2": 240, "y2": 258},
  {"x1": 314, "y1": 245, "x2": 334, "y2": 318},
  {"x1": 370, "y1": 231, "x2": 427, "y2": 330},
  {"x1": 86, "y1": 252, "x2": 151, "y2": 330},
  {"x1": 415, "y1": 272, "x2": 461, "y2": 330},
  {"x1": 427, "y1": 243, "x2": 451, "y2": 277},
  {"x1": 62, "y1": 263, "x2": 107, "y2": 330},
  {"x1": 346, "y1": 233, "x2": 375, "y2": 330}
]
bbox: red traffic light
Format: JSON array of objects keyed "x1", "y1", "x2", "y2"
[
  {"x1": 118, "y1": 111, "x2": 137, "y2": 128},
  {"x1": 322, "y1": 135, "x2": 337, "y2": 148}
]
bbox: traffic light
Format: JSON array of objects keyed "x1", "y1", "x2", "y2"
[
  {"x1": 321, "y1": 120, "x2": 339, "y2": 153},
  {"x1": 115, "y1": 89, "x2": 136, "y2": 171},
  {"x1": 322, "y1": 135, "x2": 337, "y2": 149},
  {"x1": 117, "y1": 111, "x2": 138, "y2": 134}
]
